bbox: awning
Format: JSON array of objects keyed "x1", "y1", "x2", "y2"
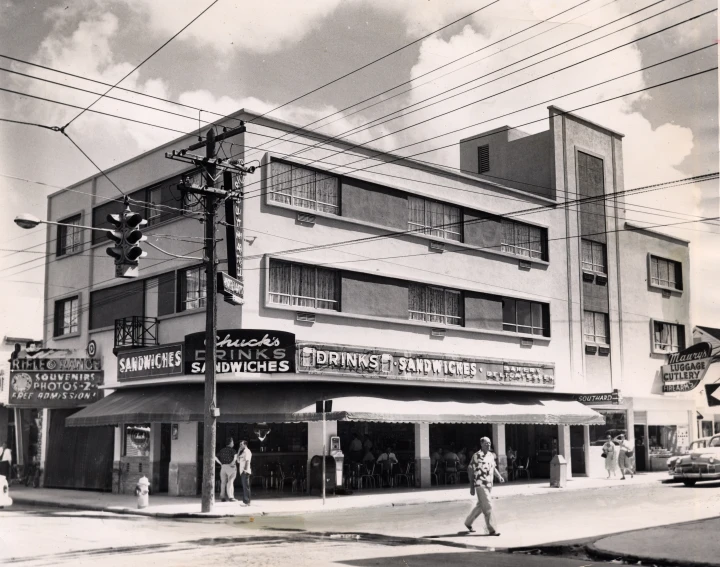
[{"x1": 66, "y1": 383, "x2": 604, "y2": 427}]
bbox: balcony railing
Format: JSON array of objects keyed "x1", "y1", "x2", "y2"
[{"x1": 114, "y1": 316, "x2": 159, "y2": 352}]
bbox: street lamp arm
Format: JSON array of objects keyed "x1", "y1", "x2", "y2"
[{"x1": 14, "y1": 214, "x2": 108, "y2": 233}]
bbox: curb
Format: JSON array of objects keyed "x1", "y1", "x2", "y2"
[{"x1": 586, "y1": 542, "x2": 720, "y2": 567}]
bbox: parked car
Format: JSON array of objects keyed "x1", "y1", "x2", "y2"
[
  {"x1": 0, "y1": 475, "x2": 12, "y2": 508},
  {"x1": 671, "y1": 434, "x2": 720, "y2": 486},
  {"x1": 667, "y1": 437, "x2": 713, "y2": 473}
]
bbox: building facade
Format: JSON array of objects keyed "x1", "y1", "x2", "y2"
[{"x1": 35, "y1": 106, "x2": 693, "y2": 495}]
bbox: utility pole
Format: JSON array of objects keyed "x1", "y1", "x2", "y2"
[{"x1": 166, "y1": 123, "x2": 252, "y2": 513}]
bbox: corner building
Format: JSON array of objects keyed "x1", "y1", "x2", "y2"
[{"x1": 43, "y1": 106, "x2": 693, "y2": 495}]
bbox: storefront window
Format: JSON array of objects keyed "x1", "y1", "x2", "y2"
[
  {"x1": 589, "y1": 410, "x2": 627, "y2": 445},
  {"x1": 648, "y1": 425, "x2": 677, "y2": 457},
  {"x1": 123, "y1": 424, "x2": 151, "y2": 457},
  {"x1": 700, "y1": 420, "x2": 713, "y2": 438}
]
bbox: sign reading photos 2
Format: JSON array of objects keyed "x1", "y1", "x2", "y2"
[
  {"x1": 9, "y1": 358, "x2": 103, "y2": 408},
  {"x1": 297, "y1": 343, "x2": 554, "y2": 388}
]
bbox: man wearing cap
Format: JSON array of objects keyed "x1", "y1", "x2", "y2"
[{"x1": 465, "y1": 436, "x2": 504, "y2": 535}]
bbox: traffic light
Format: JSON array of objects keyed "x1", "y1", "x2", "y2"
[{"x1": 106, "y1": 205, "x2": 147, "y2": 278}]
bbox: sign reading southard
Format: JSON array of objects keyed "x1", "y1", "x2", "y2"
[{"x1": 184, "y1": 329, "x2": 295, "y2": 374}]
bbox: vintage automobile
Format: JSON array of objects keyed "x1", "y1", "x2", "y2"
[
  {"x1": 0, "y1": 475, "x2": 12, "y2": 508},
  {"x1": 667, "y1": 436, "x2": 713, "y2": 473},
  {"x1": 671, "y1": 434, "x2": 720, "y2": 486}
]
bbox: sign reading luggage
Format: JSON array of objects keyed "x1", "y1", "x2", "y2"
[
  {"x1": 117, "y1": 343, "x2": 184, "y2": 381},
  {"x1": 297, "y1": 343, "x2": 554, "y2": 388},
  {"x1": 184, "y1": 329, "x2": 295, "y2": 374},
  {"x1": 661, "y1": 342, "x2": 715, "y2": 393},
  {"x1": 9, "y1": 357, "x2": 103, "y2": 408}
]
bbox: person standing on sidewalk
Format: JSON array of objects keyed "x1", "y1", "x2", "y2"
[
  {"x1": 615, "y1": 434, "x2": 635, "y2": 479},
  {"x1": 602, "y1": 435, "x2": 617, "y2": 479},
  {"x1": 237, "y1": 440, "x2": 252, "y2": 506},
  {"x1": 465, "y1": 436, "x2": 504, "y2": 536},
  {"x1": 0, "y1": 441, "x2": 12, "y2": 479},
  {"x1": 214, "y1": 438, "x2": 238, "y2": 502}
]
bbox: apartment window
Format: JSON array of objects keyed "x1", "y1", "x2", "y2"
[
  {"x1": 178, "y1": 266, "x2": 207, "y2": 312},
  {"x1": 56, "y1": 214, "x2": 82, "y2": 256},
  {"x1": 147, "y1": 185, "x2": 163, "y2": 225},
  {"x1": 650, "y1": 256, "x2": 682, "y2": 290},
  {"x1": 409, "y1": 284, "x2": 462, "y2": 326},
  {"x1": 583, "y1": 310, "x2": 608, "y2": 344},
  {"x1": 478, "y1": 145, "x2": 490, "y2": 174},
  {"x1": 503, "y1": 298, "x2": 547, "y2": 335},
  {"x1": 653, "y1": 321, "x2": 685, "y2": 353},
  {"x1": 54, "y1": 296, "x2": 79, "y2": 337},
  {"x1": 408, "y1": 196, "x2": 462, "y2": 242},
  {"x1": 581, "y1": 240, "x2": 605, "y2": 273},
  {"x1": 501, "y1": 219, "x2": 544, "y2": 259},
  {"x1": 269, "y1": 161, "x2": 339, "y2": 214},
  {"x1": 269, "y1": 260, "x2": 339, "y2": 310}
]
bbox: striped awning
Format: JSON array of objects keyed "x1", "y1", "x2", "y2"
[{"x1": 66, "y1": 383, "x2": 604, "y2": 427}]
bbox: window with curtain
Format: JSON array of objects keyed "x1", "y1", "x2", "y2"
[
  {"x1": 56, "y1": 214, "x2": 82, "y2": 257},
  {"x1": 501, "y1": 219, "x2": 544, "y2": 259},
  {"x1": 269, "y1": 161, "x2": 339, "y2": 214},
  {"x1": 653, "y1": 321, "x2": 684, "y2": 353},
  {"x1": 269, "y1": 259, "x2": 339, "y2": 310},
  {"x1": 503, "y1": 298, "x2": 547, "y2": 335},
  {"x1": 178, "y1": 266, "x2": 207, "y2": 312},
  {"x1": 583, "y1": 310, "x2": 608, "y2": 344},
  {"x1": 147, "y1": 185, "x2": 163, "y2": 224},
  {"x1": 54, "y1": 296, "x2": 79, "y2": 336},
  {"x1": 408, "y1": 283, "x2": 462, "y2": 326},
  {"x1": 581, "y1": 240, "x2": 606, "y2": 273},
  {"x1": 407, "y1": 196, "x2": 462, "y2": 242},
  {"x1": 650, "y1": 256, "x2": 681, "y2": 290}
]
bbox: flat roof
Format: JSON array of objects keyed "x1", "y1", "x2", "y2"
[
  {"x1": 548, "y1": 105, "x2": 625, "y2": 138},
  {"x1": 624, "y1": 221, "x2": 690, "y2": 245}
]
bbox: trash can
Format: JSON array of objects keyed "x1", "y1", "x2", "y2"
[
  {"x1": 309, "y1": 455, "x2": 336, "y2": 495},
  {"x1": 549, "y1": 455, "x2": 567, "y2": 488}
]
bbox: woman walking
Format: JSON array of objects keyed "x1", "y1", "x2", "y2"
[
  {"x1": 614, "y1": 433, "x2": 635, "y2": 479},
  {"x1": 601, "y1": 435, "x2": 617, "y2": 479}
]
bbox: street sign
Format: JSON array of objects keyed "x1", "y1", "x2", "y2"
[
  {"x1": 217, "y1": 271, "x2": 244, "y2": 305},
  {"x1": 706, "y1": 383, "x2": 720, "y2": 407}
]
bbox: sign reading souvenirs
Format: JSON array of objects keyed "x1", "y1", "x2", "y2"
[
  {"x1": 117, "y1": 343, "x2": 184, "y2": 382},
  {"x1": 297, "y1": 343, "x2": 554, "y2": 388},
  {"x1": 184, "y1": 329, "x2": 295, "y2": 374},
  {"x1": 661, "y1": 342, "x2": 715, "y2": 393},
  {"x1": 9, "y1": 358, "x2": 103, "y2": 408},
  {"x1": 217, "y1": 271, "x2": 244, "y2": 306}
]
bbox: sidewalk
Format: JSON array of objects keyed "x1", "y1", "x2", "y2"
[{"x1": 9, "y1": 472, "x2": 667, "y2": 518}]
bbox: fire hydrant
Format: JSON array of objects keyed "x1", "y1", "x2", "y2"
[{"x1": 134, "y1": 476, "x2": 150, "y2": 509}]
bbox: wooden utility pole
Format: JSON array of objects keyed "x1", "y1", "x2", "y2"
[{"x1": 166, "y1": 123, "x2": 251, "y2": 513}]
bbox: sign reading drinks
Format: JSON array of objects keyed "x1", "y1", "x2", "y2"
[
  {"x1": 9, "y1": 358, "x2": 103, "y2": 408},
  {"x1": 184, "y1": 329, "x2": 296, "y2": 374},
  {"x1": 661, "y1": 342, "x2": 715, "y2": 393},
  {"x1": 297, "y1": 343, "x2": 554, "y2": 388},
  {"x1": 117, "y1": 344, "x2": 184, "y2": 382}
]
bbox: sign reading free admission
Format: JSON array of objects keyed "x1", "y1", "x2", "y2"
[
  {"x1": 117, "y1": 343, "x2": 184, "y2": 382},
  {"x1": 9, "y1": 358, "x2": 103, "y2": 408},
  {"x1": 297, "y1": 343, "x2": 554, "y2": 388},
  {"x1": 184, "y1": 329, "x2": 296, "y2": 374},
  {"x1": 661, "y1": 342, "x2": 715, "y2": 393}
]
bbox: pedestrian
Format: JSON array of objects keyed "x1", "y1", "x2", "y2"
[
  {"x1": 376, "y1": 447, "x2": 398, "y2": 487},
  {"x1": 237, "y1": 439, "x2": 252, "y2": 506},
  {"x1": 349, "y1": 433, "x2": 363, "y2": 463},
  {"x1": 465, "y1": 436, "x2": 504, "y2": 536},
  {"x1": 214, "y1": 437, "x2": 237, "y2": 502},
  {"x1": 614, "y1": 433, "x2": 635, "y2": 479},
  {"x1": 0, "y1": 441, "x2": 11, "y2": 479},
  {"x1": 601, "y1": 434, "x2": 617, "y2": 478}
]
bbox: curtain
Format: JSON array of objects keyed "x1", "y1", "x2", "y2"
[
  {"x1": 408, "y1": 196, "x2": 425, "y2": 233},
  {"x1": 594, "y1": 312, "x2": 607, "y2": 342},
  {"x1": 269, "y1": 260, "x2": 292, "y2": 305},
  {"x1": 583, "y1": 310, "x2": 594, "y2": 341},
  {"x1": 408, "y1": 283, "x2": 425, "y2": 321},
  {"x1": 424, "y1": 287, "x2": 444, "y2": 323},
  {"x1": 445, "y1": 290, "x2": 461, "y2": 325},
  {"x1": 443, "y1": 204, "x2": 462, "y2": 241},
  {"x1": 292, "y1": 165, "x2": 315, "y2": 209},
  {"x1": 270, "y1": 161, "x2": 293, "y2": 204},
  {"x1": 658, "y1": 259, "x2": 669, "y2": 286},
  {"x1": 293, "y1": 264, "x2": 316, "y2": 307},
  {"x1": 516, "y1": 300, "x2": 531, "y2": 333},
  {"x1": 315, "y1": 267, "x2": 337, "y2": 310},
  {"x1": 650, "y1": 257, "x2": 659, "y2": 284},
  {"x1": 592, "y1": 242, "x2": 605, "y2": 272},
  {"x1": 581, "y1": 240, "x2": 592, "y2": 269},
  {"x1": 426, "y1": 201, "x2": 444, "y2": 237},
  {"x1": 183, "y1": 268, "x2": 206, "y2": 310},
  {"x1": 502, "y1": 299, "x2": 516, "y2": 331},
  {"x1": 531, "y1": 302, "x2": 543, "y2": 335},
  {"x1": 501, "y1": 220, "x2": 515, "y2": 253},
  {"x1": 528, "y1": 225, "x2": 542, "y2": 258},
  {"x1": 316, "y1": 173, "x2": 339, "y2": 214}
]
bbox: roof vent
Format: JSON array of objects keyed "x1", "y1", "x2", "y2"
[
  {"x1": 297, "y1": 212, "x2": 316, "y2": 225},
  {"x1": 596, "y1": 274, "x2": 608, "y2": 286},
  {"x1": 431, "y1": 328, "x2": 446, "y2": 337},
  {"x1": 661, "y1": 289, "x2": 672, "y2": 298},
  {"x1": 429, "y1": 241, "x2": 445, "y2": 252},
  {"x1": 520, "y1": 338, "x2": 533, "y2": 348},
  {"x1": 582, "y1": 271, "x2": 595, "y2": 283},
  {"x1": 519, "y1": 259, "x2": 531, "y2": 271},
  {"x1": 296, "y1": 312, "x2": 316, "y2": 323}
]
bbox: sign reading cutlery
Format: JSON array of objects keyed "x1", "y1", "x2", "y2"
[{"x1": 661, "y1": 342, "x2": 715, "y2": 393}]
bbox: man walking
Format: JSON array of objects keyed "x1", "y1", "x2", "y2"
[
  {"x1": 214, "y1": 438, "x2": 237, "y2": 502},
  {"x1": 237, "y1": 439, "x2": 252, "y2": 506},
  {"x1": 465, "y1": 436, "x2": 504, "y2": 536}
]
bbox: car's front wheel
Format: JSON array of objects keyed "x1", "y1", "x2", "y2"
[{"x1": 682, "y1": 480, "x2": 697, "y2": 487}]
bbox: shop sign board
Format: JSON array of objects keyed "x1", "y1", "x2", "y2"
[
  {"x1": 575, "y1": 391, "x2": 620, "y2": 405},
  {"x1": 117, "y1": 343, "x2": 184, "y2": 382},
  {"x1": 184, "y1": 329, "x2": 296, "y2": 374},
  {"x1": 217, "y1": 271, "x2": 244, "y2": 306},
  {"x1": 297, "y1": 343, "x2": 554, "y2": 388},
  {"x1": 706, "y1": 383, "x2": 720, "y2": 407},
  {"x1": 9, "y1": 357, "x2": 103, "y2": 407},
  {"x1": 661, "y1": 342, "x2": 715, "y2": 393}
]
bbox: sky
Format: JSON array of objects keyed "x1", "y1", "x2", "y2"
[{"x1": 0, "y1": 0, "x2": 717, "y2": 340}]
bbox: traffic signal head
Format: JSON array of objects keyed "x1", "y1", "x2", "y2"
[{"x1": 104, "y1": 205, "x2": 147, "y2": 278}]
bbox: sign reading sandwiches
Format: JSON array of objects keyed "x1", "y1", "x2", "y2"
[{"x1": 117, "y1": 343, "x2": 184, "y2": 382}]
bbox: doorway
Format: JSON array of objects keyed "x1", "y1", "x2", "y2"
[
  {"x1": 159, "y1": 423, "x2": 171, "y2": 492},
  {"x1": 570, "y1": 426, "x2": 585, "y2": 475}
]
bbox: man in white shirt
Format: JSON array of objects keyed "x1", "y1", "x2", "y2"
[
  {"x1": 237, "y1": 440, "x2": 253, "y2": 506},
  {"x1": 0, "y1": 441, "x2": 11, "y2": 479},
  {"x1": 376, "y1": 447, "x2": 398, "y2": 487},
  {"x1": 465, "y1": 437, "x2": 504, "y2": 535}
]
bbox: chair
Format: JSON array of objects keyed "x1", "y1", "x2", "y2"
[
  {"x1": 444, "y1": 459, "x2": 459, "y2": 485},
  {"x1": 380, "y1": 461, "x2": 395, "y2": 487},
  {"x1": 394, "y1": 462, "x2": 412, "y2": 487},
  {"x1": 430, "y1": 460, "x2": 440, "y2": 486},
  {"x1": 276, "y1": 464, "x2": 297, "y2": 492},
  {"x1": 456, "y1": 466, "x2": 469, "y2": 484},
  {"x1": 515, "y1": 457, "x2": 531, "y2": 480},
  {"x1": 359, "y1": 463, "x2": 376, "y2": 489}
]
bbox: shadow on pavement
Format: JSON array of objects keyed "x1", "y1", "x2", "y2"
[{"x1": 338, "y1": 551, "x2": 605, "y2": 566}]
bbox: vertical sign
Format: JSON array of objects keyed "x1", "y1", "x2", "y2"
[{"x1": 224, "y1": 171, "x2": 243, "y2": 280}]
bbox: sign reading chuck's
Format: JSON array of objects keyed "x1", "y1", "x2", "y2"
[{"x1": 184, "y1": 329, "x2": 296, "y2": 374}]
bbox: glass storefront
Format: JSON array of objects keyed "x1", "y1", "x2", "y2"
[
  {"x1": 589, "y1": 410, "x2": 627, "y2": 445},
  {"x1": 648, "y1": 425, "x2": 677, "y2": 457}
]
